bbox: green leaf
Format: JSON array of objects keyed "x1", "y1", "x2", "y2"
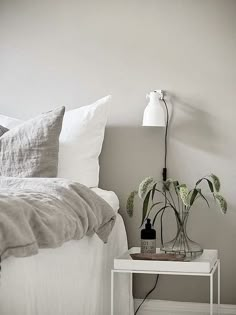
[
  {"x1": 151, "y1": 183, "x2": 157, "y2": 201},
  {"x1": 214, "y1": 193, "x2": 227, "y2": 214},
  {"x1": 205, "y1": 179, "x2": 214, "y2": 193},
  {"x1": 173, "y1": 180, "x2": 180, "y2": 202},
  {"x1": 196, "y1": 177, "x2": 203, "y2": 186},
  {"x1": 196, "y1": 177, "x2": 214, "y2": 193},
  {"x1": 138, "y1": 177, "x2": 154, "y2": 199},
  {"x1": 189, "y1": 188, "x2": 199, "y2": 206},
  {"x1": 173, "y1": 180, "x2": 180, "y2": 190},
  {"x1": 163, "y1": 179, "x2": 180, "y2": 194},
  {"x1": 179, "y1": 185, "x2": 189, "y2": 206},
  {"x1": 210, "y1": 174, "x2": 221, "y2": 192},
  {"x1": 140, "y1": 190, "x2": 151, "y2": 227},
  {"x1": 126, "y1": 191, "x2": 138, "y2": 217},
  {"x1": 163, "y1": 178, "x2": 173, "y2": 191}
]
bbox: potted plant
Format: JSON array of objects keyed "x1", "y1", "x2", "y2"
[{"x1": 126, "y1": 174, "x2": 227, "y2": 256}]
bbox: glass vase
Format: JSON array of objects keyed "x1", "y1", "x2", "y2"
[{"x1": 161, "y1": 211, "x2": 203, "y2": 258}]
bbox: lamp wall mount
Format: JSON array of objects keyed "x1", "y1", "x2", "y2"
[{"x1": 153, "y1": 89, "x2": 164, "y2": 100}]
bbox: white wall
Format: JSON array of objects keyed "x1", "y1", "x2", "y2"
[{"x1": 0, "y1": 0, "x2": 236, "y2": 304}]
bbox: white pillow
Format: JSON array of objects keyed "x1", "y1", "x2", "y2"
[
  {"x1": 58, "y1": 95, "x2": 111, "y2": 187},
  {"x1": 0, "y1": 115, "x2": 22, "y2": 129},
  {"x1": 0, "y1": 95, "x2": 111, "y2": 187}
]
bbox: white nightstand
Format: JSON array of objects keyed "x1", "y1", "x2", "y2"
[{"x1": 111, "y1": 247, "x2": 220, "y2": 315}]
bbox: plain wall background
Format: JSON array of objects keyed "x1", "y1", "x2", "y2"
[{"x1": 0, "y1": 0, "x2": 236, "y2": 304}]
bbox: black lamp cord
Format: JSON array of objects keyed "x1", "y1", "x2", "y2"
[
  {"x1": 134, "y1": 274, "x2": 159, "y2": 315},
  {"x1": 161, "y1": 98, "x2": 169, "y2": 245},
  {"x1": 135, "y1": 97, "x2": 169, "y2": 315},
  {"x1": 162, "y1": 98, "x2": 169, "y2": 182}
]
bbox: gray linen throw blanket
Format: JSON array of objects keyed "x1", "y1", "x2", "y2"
[{"x1": 0, "y1": 177, "x2": 116, "y2": 260}]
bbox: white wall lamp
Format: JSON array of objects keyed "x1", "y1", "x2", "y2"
[{"x1": 142, "y1": 90, "x2": 170, "y2": 181}]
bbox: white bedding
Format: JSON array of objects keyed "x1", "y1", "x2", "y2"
[
  {"x1": 0, "y1": 189, "x2": 133, "y2": 315},
  {"x1": 92, "y1": 187, "x2": 120, "y2": 212}
]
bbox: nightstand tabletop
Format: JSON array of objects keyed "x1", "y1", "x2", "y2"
[{"x1": 114, "y1": 247, "x2": 218, "y2": 274}]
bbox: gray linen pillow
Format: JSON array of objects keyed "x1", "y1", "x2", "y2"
[
  {"x1": 0, "y1": 107, "x2": 65, "y2": 177},
  {"x1": 0, "y1": 125, "x2": 8, "y2": 137}
]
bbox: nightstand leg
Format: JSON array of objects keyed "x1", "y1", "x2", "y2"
[
  {"x1": 218, "y1": 260, "x2": 221, "y2": 314},
  {"x1": 210, "y1": 274, "x2": 213, "y2": 315},
  {"x1": 129, "y1": 272, "x2": 133, "y2": 315},
  {"x1": 111, "y1": 270, "x2": 114, "y2": 315}
]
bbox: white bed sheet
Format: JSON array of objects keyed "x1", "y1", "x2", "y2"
[
  {"x1": 0, "y1": 189, "x2": 133, "y2": 315},
  {"x1": 91, "y1": 187, "x2": 120, "y2": 212}
]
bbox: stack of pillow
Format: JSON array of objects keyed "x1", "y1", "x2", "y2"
[{"x1": 0, "y1": 95, "x2": 111, "y2": 188}]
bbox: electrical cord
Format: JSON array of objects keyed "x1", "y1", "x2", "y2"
[
  {"x1": 135, "y1": 96, "x2": 169, "y2": 315},
  {"x1": 161, "y1": 97, "x2": 169, "y2": 246},
  {"x1": 162, "y1": 97, "x2": 169, "y2": 182},
  {"x1": 134, "y1": 274, "x2": 159, "y2": 315}
]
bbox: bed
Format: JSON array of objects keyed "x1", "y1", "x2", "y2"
[
  {"x1": 0, "y1": 96, "x2": 134, "y2": 315},
  {"x1": 0, "y1": 188, "x2": 133, "y2": 315}
]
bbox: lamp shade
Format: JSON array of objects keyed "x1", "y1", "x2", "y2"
[{"x1": 142, "y1": 91, "x2": 166, "y2": 127}]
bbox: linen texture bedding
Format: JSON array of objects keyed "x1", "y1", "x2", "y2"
[
  {"x1": 0, "y1": 106, "x2": 65, "y2": 178},
  {"x1": 0, "y1": 177, "x2": 116, "y2": 260},
  {"x1": 0, "y1": 125, "x2": 8, "y2": 137},
  {"x1": 0, "y1": 213, "x2": 133, "y2": 315}
]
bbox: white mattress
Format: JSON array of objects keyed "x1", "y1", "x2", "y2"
[{"x1": 0, "y1": 189, "x2": 133, "y2": 315}]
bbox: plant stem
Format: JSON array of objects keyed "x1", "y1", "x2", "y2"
[
  {"x1": 154, "y1": 188, "x2": 181, "y2": 223},
  {"x1": 168, "y1": 190, "x2": 177, "y2": 212},
  {"x1": 175, "y1": 188, "x2": 180, "y2": 214},
  {"x1": 152, "y1": 205, "x2": 170, "y2": 226},
  {"x1": 155, "y1": 189, "x2": 175, "y2": 209}
]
